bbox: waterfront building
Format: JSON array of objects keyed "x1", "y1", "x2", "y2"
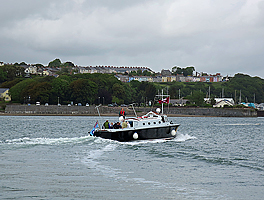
[
  {"x1": 204, "y1": 98, "x2": 234, "y2": 107},
  {"x1": 170, "y1": 98, "x2": 189, "y2": 106},
  {"x1": 0, "y1": 88, "x2": 11, "y2": 102}
]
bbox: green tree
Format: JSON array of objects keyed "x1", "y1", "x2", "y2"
[
  {"x1": 187, "y1": 90, "x2": 205, "y2": 106},
  {"x1": 19, "y1": 62, "x2": 27, "y2": 66},
  {"x1": 137, "y1": 69, "x2": 142, "y2": 76},
  {"x1": 135, "y1": 90, "x2": 145, "y2": 104},
  {"x1": 185, "y1": 66, "x2": 195, "y2": 76},
  {"x1": 34, "y1": 63, "x2": 44, "y2": 68},
  {"x1": 0, "y1": 67, "x2": 7, "y2": 83},
  {"x1": 48, "y1": 58, "x2": 62, "y2": 68},
  {"x1": 169, "y1": 83, "x2": 184, "y2": 98},
  {"x1": 144, "y1": 83, "x2": 157, "y2": 100},
  {"x1": 0, "y1": 78, "x2": 23, "y2": 88},
  {"x1": 69, "y1": 79, "x2": 97, "y2": 104},
  {"x1": 61, "y1": 61, "x2": 74, "y2": 67},
  {"x1": 142, "y1": 70, "x2": 152, "y2": 76},
  {"x1": 172, "y1": 66, "x2": 195, "y2": 76},
  {"x1": 209, "y1": 96, "x2": 216, "y2": 105},
  {"x1": 1, "y1": 65, "x2": 25, "y2": 81},
  {"x1": 9, "y1": 79, "x2": 36, "y2": 102},
  {"x1": 129, "y1": 71, "x2": 137, "y2": 76},
  {"x1": 111, "y1": 96, "x2": 122, "y2": 105},
  {"x1": 98, "y1": 89, "x2": 112, "y2": 105},
  {"x1": 59, "y1": 67, "x2": 70, "y2": 75},
  {"x1": 22, "y1": 82, "x2": 52, "y2": 103},
  {"x1": 50, "y1": 78, "x2": 70, "y2": 104},
  {"x1": 112, "y1": 83, "x2": 125, "y2": 102}
]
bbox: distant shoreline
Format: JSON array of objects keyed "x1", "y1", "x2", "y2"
[
  {"x1": 0, "y1": 111, "x2": 254, "y2": 118},
  {"x1": 2, "y1": 105, "x2": 258, "y2": 117}
]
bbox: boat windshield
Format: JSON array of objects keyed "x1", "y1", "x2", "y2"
[{"x1": 128, "y1": 121, "x2": 133, "y2": 127}]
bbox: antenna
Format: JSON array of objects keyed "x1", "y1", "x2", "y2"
[
  {"x1": 155, "y1": 88, "x2": 170, "y2": 114},
  {"x1": 95, "y1": 104, "x2": 102, "y2": 129},
  {"x1": 129, "y1": 103, "x2": 137, "y2": 117}
]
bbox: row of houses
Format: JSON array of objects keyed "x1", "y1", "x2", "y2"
[
  {"x1": 1, "y1": 62, "x2": 226, "y2": 83},
  {"x1": 23, "y1": 65, "x2": 60, "y2": 77},
  {"x1": 20, "y1": 65, "x2": 154, "y2": 77},
  {"x1": 114, "y1": 73, "x2": 225, "y2": 83},
  {"x1": 78, "y1": 66, "x2": 154, "y2": 74}
]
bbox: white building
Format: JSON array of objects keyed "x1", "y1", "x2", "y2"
[
  {"x1": 204, "y1": 98, "x2": 235, "y2": 107},
  {"x1": 24, "y1": 65, "x2": 37, "y2": 74},
  {"x1": 213, "y1": 99, "x2": 234, "y2": 107},
  {"x1": 204, "y1": 98, "x2": 234, "y2": 104}
]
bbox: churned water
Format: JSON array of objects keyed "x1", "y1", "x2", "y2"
[{"x1": 0, "y1": 116, "x2": 263, "y2": 199}]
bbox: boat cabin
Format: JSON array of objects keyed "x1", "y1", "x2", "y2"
[{"x1": 126, "y1": 111, "x2": 169, "y2": 128}]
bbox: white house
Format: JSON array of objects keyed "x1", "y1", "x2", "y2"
[
  {"x1": 0, "y1": 88, "x2": 11, "y2": 101},
  {"x1": 213, "y1": 99, "x2": 234, "y2": 108},
  {"x1": 204, "y1": 98, "x2": 235, "y2": 105},
  {"x1": 24, "y1": 65, "x2": 37, "y2": 74}
]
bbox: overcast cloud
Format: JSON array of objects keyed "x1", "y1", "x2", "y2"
[{"x1": 1, "y1": 0, "x2": 264, "y2": 78}]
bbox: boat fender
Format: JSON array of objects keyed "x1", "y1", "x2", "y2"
[
  {"x1": 133, "y1": 132, "x2": 138, "y2": 140},
  {"x1": 171, "y1": 129, "x2": 176, "y2": 136}
]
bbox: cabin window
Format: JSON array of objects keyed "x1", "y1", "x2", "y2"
[
  {"x1": 159, "y1": 121, "x2": 161, "y2": 124},
  {"x1": 154, "y1": 122, "x2": 156, "y2": 124},
  {"x1": 128, "y1": 121, "x2": 133, "y2": 127},
  {"x1": 143, "y1": 123, "x2": 145, "y2": 125},
  {"x1": 148, "y1": 122, "x2": 150, "y2": 125}
]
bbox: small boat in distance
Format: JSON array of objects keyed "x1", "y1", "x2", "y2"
[{"x1": 91, "y1": 107, "x2": 180, "y2": 142}]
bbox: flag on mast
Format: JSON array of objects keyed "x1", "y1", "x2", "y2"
[
  {"x1": 89, "y1": 121, "x2": 99, "y2": 136},
  {"x1": 158, "y1": 96, "x2": 170, "y2": 104}
]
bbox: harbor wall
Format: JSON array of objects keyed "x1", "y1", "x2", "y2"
[{"x1": 4, "y1": 105, "x2": 257, "y2": 117}]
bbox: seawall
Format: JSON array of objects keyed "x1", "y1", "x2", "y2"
[{"x1": 3, "y1": 105, "x2": 257, "y2": 117}]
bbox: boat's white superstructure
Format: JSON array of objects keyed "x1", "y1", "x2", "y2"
[{"x1": 93, "y1": 110, "x2": 180, "y2": 142}]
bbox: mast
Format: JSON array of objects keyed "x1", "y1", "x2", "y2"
[
  {"x1": 239, "y1": 90, "x2": 241, "y2": 104},
  {"x1": 155, "y1": 89, "x2": 169, "y2": 114},
  {"x1": 162, "y1": 89, "x2": 164, "y2": 114},
  {"x1": 209, "y1": 86, "x2": 210, "y2": 99},
  {"x1": 95, "y1": 105, "x2": 102, "y2": 129},
  {"x1": 235, "y1": 90, "x2": 236, "y2": 104},
  {"x1": 130, "y1": 103, "x2": 138, "y2": 117}
]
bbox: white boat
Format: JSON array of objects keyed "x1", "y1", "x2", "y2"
[{"x1": 92, "y1": 108, "x2": 180, "y2": 142}]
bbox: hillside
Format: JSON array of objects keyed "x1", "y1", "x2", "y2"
[{"x1": 1, "y1": 71, "x2": 264, "y2": 107}]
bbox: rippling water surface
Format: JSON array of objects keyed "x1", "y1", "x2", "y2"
[{"x1": 0, "y1": 116, "x2": 263, "y2": 199}]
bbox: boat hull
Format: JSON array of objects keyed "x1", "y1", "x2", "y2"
[{"x1": 94, "y1": 124, "x2": 180, "y2": 142}]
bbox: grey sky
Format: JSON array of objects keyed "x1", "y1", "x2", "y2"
[{"x1": 1, "y1": 0, "x2": 264, "y2": 78}]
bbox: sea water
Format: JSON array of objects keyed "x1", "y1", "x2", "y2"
[{"x1": 0, "y1": 116, "x2": 263, "y2": 199}]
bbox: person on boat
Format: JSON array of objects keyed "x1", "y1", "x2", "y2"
[
  {"x1": 121, "y1": 120, "x2": 127, "y2": 129},
  {"x1": 103, "y1": 120, "x2": 110, "y2": 129},
  {"x1": 113, "y1": 122, "x2": 122, "y2": 129},
  {"x1": 119, "y1": 108, "x2": 126, "y2": 119},
  {"x1": 126, "y1": 121, "x2": 131, "y2": 128},
  {"x1": 109, "y1": 122, "x2": 114, "y2": 129}
]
